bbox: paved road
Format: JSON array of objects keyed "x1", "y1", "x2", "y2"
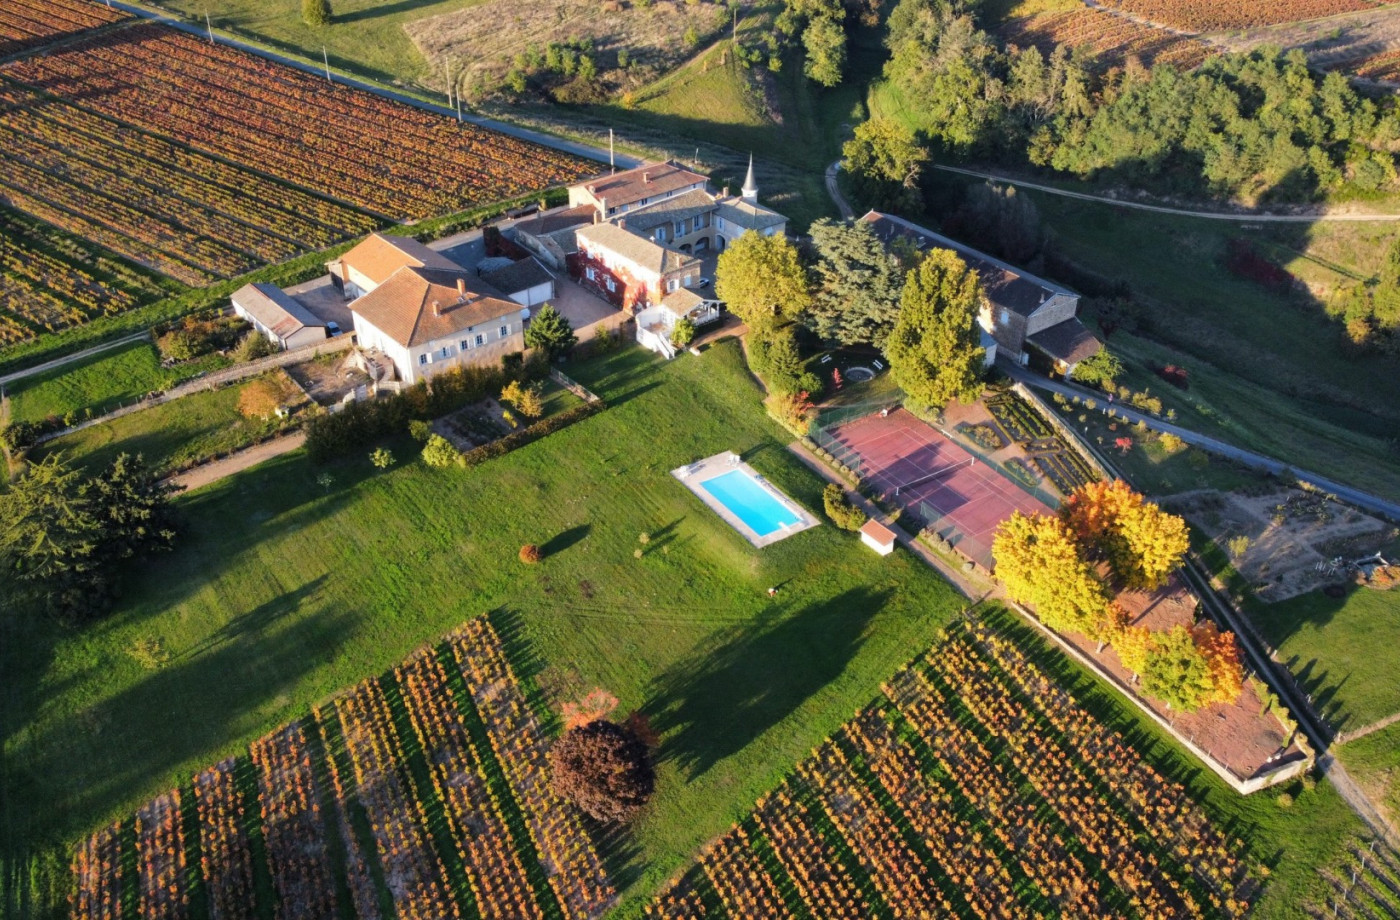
[
  {"x1": 1003, "y1": 363, "x2": 1400, "y2": 523},
  {"x1": 105, "y1": 0, "x2": 636, "y2": 171},
  {"x1": 825, "y1": 160, "x2": 855, "y2": 220},
  {"x1": 934, "y1": 164, "x2": 1400, "y2": 222},
  {"x1": 0, "y1": 331, "x2": 150, "y2": 387}
]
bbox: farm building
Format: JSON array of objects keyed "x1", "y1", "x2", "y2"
[
  {"x1": 349, "y1": 268, "x2": 524, "y2": 386},
  {"x1": 861, "y1": 211, "x2": 1101, "y2": 375},
  {"x1": 327, "y1": 232, "x2": 460, "y2": 301},
  {"x1": 479, "y1": 257, "x2": 556, "y2": 310},
  {"x1": 230, "y1": 282, "x2": 327, "y2": 350}
]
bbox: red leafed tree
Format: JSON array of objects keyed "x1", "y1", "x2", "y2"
[
  {"x1": 1115, "y1": 436, "x2": 1133, "y2": 455},
  {"x1": 1193, "y1": 622, "x2": 1244, "y2": 707},
  {"x1": 550, "y1": 719, "x2": 655, "y2": 822}
]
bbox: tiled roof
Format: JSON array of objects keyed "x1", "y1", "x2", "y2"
[
  {"x1": 350, "y1": 267, "x2": 520, "y2": 348},
  {"x1": 661, "y1": 287, "x2": 706, "y2": 316},
  {"x1": 338, "y1": 232, "x2": 460, "y2": 288},
  {"x1": 513, "y1": 204, "x2": 596, "y2": 237},
  {"x1": 861, "y1": 519, "x2": 898, "y2": 545},
  {"x1": 861, "y1": 211, "x2": 1074, "y2": 317},
  {"x1": 1027, "y1": 317, "x2": 1102, "y2": 365},
  {"x1": 231, "y1": 283, "x2": 324, "y2": 339},
  {"x1": 575, "y1": 161, "x2": 709, "y2": 210},
  {"x1": 715, "y1": 196, "x2": 786, "y2": 231},
  {"x1": 576, "y1": 223, "x2": 701, "y2": 276},
  {"x1": 621, "y1": 189, "x2": 717, "y2": 231},
  {"x1": 481, "y1": 258, "x2": 554, "y2": 295}
]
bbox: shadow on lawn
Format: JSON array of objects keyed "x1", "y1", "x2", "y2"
[
  {"x1": 543, "y1": 524, "x2": 592, "y2": 559},
  {"x1": 646, "y1": 586, "x2": 888, "y2": 780}
]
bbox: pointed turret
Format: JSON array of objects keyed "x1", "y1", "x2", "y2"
[{"x1": 741, "y1": 154, "x2": 758, "y2": 204}]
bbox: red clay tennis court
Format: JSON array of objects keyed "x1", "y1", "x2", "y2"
[{"x1": 826, "y1": 408, "x2": 1052, "y2": 569}]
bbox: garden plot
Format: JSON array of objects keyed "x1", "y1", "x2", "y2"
[{"x1": 1171, "y1": 487, "x2": 1395, "y2": 601}]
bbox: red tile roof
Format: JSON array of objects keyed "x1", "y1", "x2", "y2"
[
  {"x1": 350, "y1": 267, "x2": 520, "y2": 348},
  {"x1": 338, "y1": 232, "x2": 459, "y2": 288}
]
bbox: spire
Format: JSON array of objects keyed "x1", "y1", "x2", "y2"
[{"x1": 741, "y1": 154, "x2": 758, "y2": 204}]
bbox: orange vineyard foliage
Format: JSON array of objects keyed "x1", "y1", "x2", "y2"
[
  {"x1": 1099, "y1": 0, "x2": 1381, "y2": 32},
  {"x1": 0, "y1": 0, "x2": 127, "y2": 57},
  {"x1": 70, "y1": 618, "x2": 615, "y2": 920},
  {"x1": 1000, "y1": 9, "x2": 1211, "y2": 69},
  {"x1": 646, "y1": 618, "x2": 1257, "y2": 919}
]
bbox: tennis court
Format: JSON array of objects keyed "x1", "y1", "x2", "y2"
[{"x1": 826, "y1": 409, "x2": 1052, "y2": 569}]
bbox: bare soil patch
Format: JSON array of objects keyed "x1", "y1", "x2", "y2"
[
  {"x1": 1211, "y1": 3, "x2": 1400, "y2": 77},
  {"x1": 285, "y1": 353, "x2": 370, "y2": 407},
  {"x1": 1168, "y1": 486, "x2": 1396, "y2": 602}
]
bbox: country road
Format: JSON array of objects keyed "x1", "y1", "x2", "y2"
[
  {"x1": 1004, "y1": 363, "x2": 1400, "y2": 523},
  {"x1": 826, "y1": 161, "x2": 855, "y2": 220},
  {"x1": 934, "y1": 164, "x2": 1400, "y2": 222}
]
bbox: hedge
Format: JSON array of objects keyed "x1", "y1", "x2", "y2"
[
  {"x1": 306, "y1": 356, "x2": 546, "y2": 462},
  {"x1": 459, "y1": 400, "x2": 603, "y2": 468}
]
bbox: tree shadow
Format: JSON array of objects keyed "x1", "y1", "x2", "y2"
[
  {"x1": 179, "y1": 575, "x2": 330, "y2": 659},
  {"x1": 329, "y1": 0, "x2": 440, "y2": 24},
  {"x1": 645, "y1": 586, "x2": 888, "y2": 780},
  {"x1": 542, "y1": 524, "x2": 592, "y2": 559}
]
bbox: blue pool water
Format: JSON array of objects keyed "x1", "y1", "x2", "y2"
[{"x1": 699, "y1": 469, "x2": 801, "y2": 537}]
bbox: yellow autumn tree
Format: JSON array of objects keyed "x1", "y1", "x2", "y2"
[
  {"x1": 1111, "y1": 621, "x2": 1244, "y2": 710},
  {"x1": 992, "y1": 511, "x2": 1118, "y2": 640},
  {"x1": 1193, "y1": 622, "x2": 1245, "y2": 707},
  {"x1": 1113, "y1": 623, "x2": 1157, "y2": 677},
  {"x1": 1061, "y1": 479, "x2": 1189, "y2": 589}
]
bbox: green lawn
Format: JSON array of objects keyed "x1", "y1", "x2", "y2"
[
  {"x1": 0, "y1": 341, "x2": 965, "y2": 918},
  {"x1": 916, "y1": 168, "x2": 1400, "y2": 502},
  {"x1": 1245, "y1": 586, "x2": 1400, "y2": 733},
  {"x1": 1337, "y1": 720, "x2": 1400, "y2": 830},
  {"x1": 5, "y1": 341, "x2": 172, "y2": 425},
  {"x1": 32, "y1": 371, "x2": 308, "y2": 476}
]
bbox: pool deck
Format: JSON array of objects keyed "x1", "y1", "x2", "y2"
[{"x1": 673, "y1": 452, "x2": 820, "y2": 548}]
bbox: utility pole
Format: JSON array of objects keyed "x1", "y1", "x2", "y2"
[
  {"x1": 609, "y1": 128, "x2": 615, "y2": 172},
  {"x1": 205, "y1": 11, "x2": 214, "y2": 44},
  {"x1": 323, "y1": 46, "x2": 332, "y2": 84}
]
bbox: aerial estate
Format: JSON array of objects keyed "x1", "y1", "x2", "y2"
[{"x1": 2, "y1": 1, "x2": 1400, "y2": 919}]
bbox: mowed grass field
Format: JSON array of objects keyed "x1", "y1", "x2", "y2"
[
  {"x1": 5, "y1": 341, "x2": 173, "y2": 424},
  {"x1": 33, "y1": 371, "x2": 308, "y2": 476},
  {"x1": 1246, "y1": 585, "x2": 1400, "y2": 733},
  {"x1": 148, "y1": 0, "x2": 488, "y2": 86},
  {"x1": 921, "y1": 170, "x2": 1400, "y2": 502},
  {"x1": 0, "y1": 341, "x2": 966, "y2": 917},
  {"x1": 1337, "y1": 720, "x2": 1400, "y2": 830}
]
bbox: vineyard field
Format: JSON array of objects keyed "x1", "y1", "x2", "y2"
[
  {"x1": 69, "y1": 617, "x2": 616, "y2": 920},
  {"x1": 1097, "y1": 0, "x2": 1391, "y2": 32},
  {"x1": 0, "y1": 205, "x2": 168, "y2": 347},
  {"x1": 0, "y1": 20, "x2": 595, "y2": 306},
  {"x1": 1001, "y1": 8, "x2": 1212, "y2": 68},
  {"x1": 646, "y1": 614, "x2": 1260, "y2": 919},
  {"x1": 0, "y1": 0, "x2": 128, "y2": 57}
]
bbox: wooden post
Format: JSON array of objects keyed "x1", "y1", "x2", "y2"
[
  {"x1": 323, "y1": 46, "x2": 332, "y2": 84},
  {"x1": 205, "y1": 12, "x2": 214, "y2": 44}
]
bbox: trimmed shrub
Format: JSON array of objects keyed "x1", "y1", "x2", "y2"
[
  {"x1": 823, "y1": 483, "x2": 867, "y2": 531},
  {"x1": 519, "y1": 544, "x2": 542, "y2": 563},
  {"x1": 421, "y1": 434, "x2": 461, "y2": 468}
]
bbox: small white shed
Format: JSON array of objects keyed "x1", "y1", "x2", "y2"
[
  {"x1": 480, "y1": 257, "x2": 556, "y2": 309},
  {"x1": 860, "y1": 519, "x2": 898, "y2": 556}
]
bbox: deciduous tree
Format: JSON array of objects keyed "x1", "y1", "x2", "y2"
[
  {"x1": 550, "y1": 719, "x2": 655, "y2": 822},
  {"x1": 802, "y1": 14, "x2": 847, "y2": 87},
  {"x1": 302, "y1": 0, "x2": 332, "y2": 27},
  {"x1": 885, "y1": 248, "x2": 985, "y2": 411},
  {"x1": 992, "y1": 511, "x2": 1117, "y2": 640},
  {"x1": 715, "y1": 233, "x2": 811, "y2": 334},
  {"x1": 1138, "y1": 625, "x2": 1214, "y2": 712},
  {"x1": 842, "y1": 118, "x2": 929, "y2": 213},
  {"x1": 1061, "y1": 479, "x2": 1189, "y2": 589}
]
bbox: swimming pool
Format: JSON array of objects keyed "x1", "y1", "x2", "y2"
[{"x1": 698, "y1": 468, "x2": 802, "y2": 537}]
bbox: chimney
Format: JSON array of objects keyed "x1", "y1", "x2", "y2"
[
  {"x1": 432, "y1": 300, "x2": 442, "y2": 317},
  {"x1": 643, "y1": 172, "x2": 651, "y2": 184},
  {"x1": 593, "y1": 209, "x2": 601, "y2": 224},
  {"x1": 457, "y1": 277, "x2": 467, "y2": 302},
  {"x1": 587, "y1": 184, "x2": 596, "y2": 193},
  {"x1": 618, "y1": 218, "x2": 627, "y2": 231}
]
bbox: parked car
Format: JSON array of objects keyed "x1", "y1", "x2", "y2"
[
  {"x1": 326, "y1": 321, "x2": 342, "y2": 337},
  {"x1": 697, "y1": 277, "x2": 711, "y2": 288}
]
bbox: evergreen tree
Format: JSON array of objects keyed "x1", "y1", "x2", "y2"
[
  {"x1": 302, "y1": 0, "x2": 332, "y2": 27},
  {"x1": 805, "y1": 218, "x2": 903, "y2": 347},
  {"x1": 885, "y1": 248, "x2": 985, "y2": 411},
  {"x1": 524, "y1": 303, "x2": 578, "y2": 360}
]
